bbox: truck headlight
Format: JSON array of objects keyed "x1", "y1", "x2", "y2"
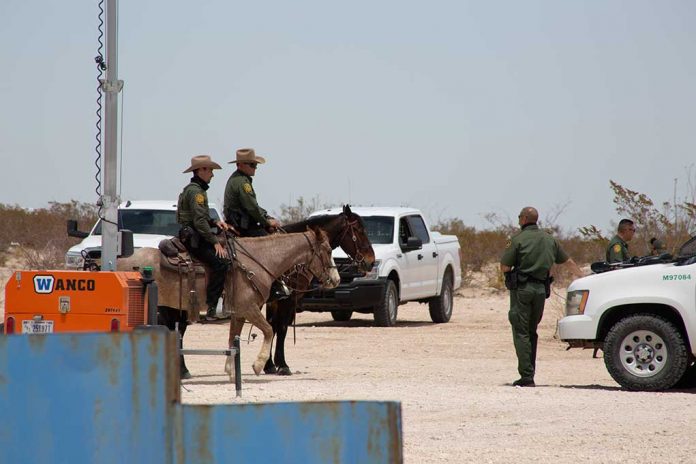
[
  {"x1": 65, "y1": 252, "x2": 84, "y2": 269},
  {"x1": 355, "y1": 260, "x2": 381, "y2": 281},
  {"x1": 566, "y1": 290, "x2": 589, "y2": 316}
]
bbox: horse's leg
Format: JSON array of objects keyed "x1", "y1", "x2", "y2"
[
  {"x1": 243, "y1": 305, "x2": 274, "y2": 376},
  {"x1": 273, "y1": 300, "x2": 295, "y2": 376},
  {"x1": 224, "y1": 316, "x2": 245, "y2": 376},
  {"x1": 263, "y1": 302, "x2": 278, "y2": 374},
  {"x1": 158, "y1": 307, "x2": 190, "y2": 379}
]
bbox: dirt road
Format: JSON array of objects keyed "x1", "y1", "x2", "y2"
[{"x1": 179, "y1": 286, "x2": 696, "y2": 463}]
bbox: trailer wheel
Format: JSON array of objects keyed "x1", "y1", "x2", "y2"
[
  {"x1": 331, "y1": 311, "x2": 353, "y2": 322},
  {"x1": 374, "y1": 280, "x2": 398, "y2": 327},
  {"x1": 604, "y1": 314, "x2": 688, "y2": 391},
  {"x1": 429, "y1": 269, "x2": 453, "y2": 323}
]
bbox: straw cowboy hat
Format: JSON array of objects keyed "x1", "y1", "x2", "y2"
[
  {"x1": 230, "y1": 148, "x2": 266, "y2": 165},
  {"x1": 182, "y1": 155, "x2": 222, "y2": 173}
]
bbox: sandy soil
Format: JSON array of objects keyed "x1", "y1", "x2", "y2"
[
  {"x1": 178, "y1": 285, "x2": 696, "y2": 464},
  {"x1": 3, "y1": 266, "x2": 696, "y2": 463}
]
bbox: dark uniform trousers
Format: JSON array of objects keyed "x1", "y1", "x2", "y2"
[
  {"x1": 187, "y1": 240, "x2": 229, "y2": 309},
  {"x1": 508, "y1": 282, "x2": 547, "y2": 381}
]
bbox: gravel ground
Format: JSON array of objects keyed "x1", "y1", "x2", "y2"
[
  {"x1": 178, "y1": 286, "x2": 696, "y2": 464},
  {"x1": 3, "y1": 266, "x2": 695, "y2": 463}
]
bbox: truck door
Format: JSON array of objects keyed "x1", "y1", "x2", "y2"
[
  {"x1": 406, "y1": 215, "x2": 439, "y2": 297},
  {"x1": 397, "y1": 217, "x2": 421, "y2": 301}
]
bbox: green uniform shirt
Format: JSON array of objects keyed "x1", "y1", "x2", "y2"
[
  {"x1": 176, "y1": 181, "x2": 217, "y2": 245},
  {"x1": 500, "y1": 224, "x2": 569, "y2": 281},
  {"x1": 606, "y1": 234, "x2": 630, "y2": 263},
  {"x1": 223, "y1": 170, "x2": 269, "y2": 229}
]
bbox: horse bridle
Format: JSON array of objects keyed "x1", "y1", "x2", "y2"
[{"x1": 334, "y1": 214, "x2": 369, "y2": 269}]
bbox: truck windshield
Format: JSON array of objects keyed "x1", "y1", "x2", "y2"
[
  {"x1": 362, "y1": 216, "x2": 394, "y2": 244},
  {"x1": 92, "y1": 210, "x2": 184, "y2": 236}
]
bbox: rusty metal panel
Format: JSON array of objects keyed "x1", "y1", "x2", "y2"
[
  {"x1": 177, "y1": 401, "x2": 403, "y2": 464},
  {"x1": 0, "y1": 327, "x2": 178, "y2": 464},
  {"x1": 0, "y1": 328, "x2": 402, "y2": 464}
]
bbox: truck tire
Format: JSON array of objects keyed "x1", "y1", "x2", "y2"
[
  {"x1": 331, "y1": 310, "x2": 353, "y2": 322},
  {"x1": 429, "y1": 270, "x2": 453, "y2": 323},
  {"x1": 603, "y1": 314, "x2": 688, "y2": 391},
  {"x1": 374, "y1": 280, "x2": 398, "y2": 327}
]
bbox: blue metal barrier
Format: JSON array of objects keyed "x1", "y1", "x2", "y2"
[{"x1": 0, "y1": 328, "x2": 402, "y2": 464}]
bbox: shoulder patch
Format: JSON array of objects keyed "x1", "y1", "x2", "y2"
[
  {"x1": 195, "y1": 193, "x2": 205, "y2": 205},
  {"x1": 613, "y1": 243, "x2": 622, "y2": 253},
  {"x1": 243, "y1": 183, "x2": 253, "y2": 194}
]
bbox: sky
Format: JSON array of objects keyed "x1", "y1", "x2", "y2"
[{"x1": 1, "y1": 1, "x2": 694, "y2": 234}]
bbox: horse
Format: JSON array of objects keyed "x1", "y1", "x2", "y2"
[
  {"x1": 260, "y1": 205, "x2": 375, "y2": 375},
  {"x1": 118, "y1": 228, "x2": 340, "y2": 377}
]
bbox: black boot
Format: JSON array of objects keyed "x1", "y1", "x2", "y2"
[{"x1": 205, "y1": 306, "x2": 218, "y2": 321}]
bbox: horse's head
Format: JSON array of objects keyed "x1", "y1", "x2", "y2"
[
  {"x1": 305, "y1": 228, "x2": 341, "y2": 289},
  {"x1": 338, "y1": 205, "x2": 375, "y2": 273}
]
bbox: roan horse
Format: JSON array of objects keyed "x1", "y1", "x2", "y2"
[
  {"x1": 119, "y1": 227, "x2": 340, "y2": 376},
  {"x1": 259, "y1": 205, "x2": 375, "y2": 375}
]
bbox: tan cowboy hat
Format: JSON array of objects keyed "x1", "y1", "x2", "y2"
[
  {"x1": 230, "y1": 148, "x2": 266, "y2": 165},
  {"x1": 183, "y1": 155, "x2": 222, "y2": 173}
]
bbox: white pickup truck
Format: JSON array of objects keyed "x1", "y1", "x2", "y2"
[
  {"x1": 65, "y1": 200, "x2": 223, "y2": 270},
  {"x1": 558, "y1": 236, "x2": 696, "y2": 391},
  {"x1": 300, "y1": 207, "x2": 462, "y2": 326}
]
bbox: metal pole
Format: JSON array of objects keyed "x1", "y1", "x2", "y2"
[
  {"x1": 101, "y1": 0, "x2": 123, "y2": 271},
  {"x1": 234, "y1": 336, "x2": 242, "y2": 397}
]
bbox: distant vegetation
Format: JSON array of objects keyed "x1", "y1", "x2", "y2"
[
  {"x1": 1, "y1": 175, "x2": 694, "y2": 279},
  {"x1": 0, "y1": 201, "x2": 97, "y2": 268}
]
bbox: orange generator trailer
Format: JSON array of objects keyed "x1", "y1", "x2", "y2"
[{"x1": 3, "y1": 269, "x2": 157, "y2": 335}]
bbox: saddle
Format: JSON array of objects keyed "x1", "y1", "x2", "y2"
[{"x1": 158, "y1": 238, "x2": 208, "y2": 319}]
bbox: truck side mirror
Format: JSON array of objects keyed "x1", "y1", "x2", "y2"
[
  {"x1": 401, "y1": 236, "x2": 422, "y2": 252},
  {"x1": 119, "y1": 230, "x2": 134, "y2": 258},
  {"x1": 67, "y1": 219, "x2": 89, "y2": 239}
]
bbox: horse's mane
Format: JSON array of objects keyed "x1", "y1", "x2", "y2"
[{"x1": 282, "y1": 214, "x2": 343, "y2": 233}]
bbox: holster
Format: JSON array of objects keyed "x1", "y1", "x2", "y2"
[
  {"x1": 504, "y1": 270, "x2": 518, "y2": 290},
  {"x1": 179, "y1": 226, "x2": 200, "y2": 249}
]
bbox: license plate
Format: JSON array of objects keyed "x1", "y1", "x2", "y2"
[{"x1": 22, "y1": 320, "x2": 54, "y2": 334}]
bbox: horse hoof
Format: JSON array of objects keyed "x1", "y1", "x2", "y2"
[
  {"x1": 276, "y1": 367, "x2": 292, "y2": 376},
  {"x1": 264, "y1": 364, "x2": 277, "y2": 375},
  {"x1": 252, "y1": 362, "x2": 263, "y2": 376}
]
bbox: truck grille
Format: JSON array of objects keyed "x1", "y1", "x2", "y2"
[{"x1": 334, "y1": 258, "x2": 365, "y2": 284}]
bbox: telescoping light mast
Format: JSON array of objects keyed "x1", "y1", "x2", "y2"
[{"x1": 99, "y1": 0, "x2": 122, "y2": 271}]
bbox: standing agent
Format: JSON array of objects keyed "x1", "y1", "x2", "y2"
[
  {"x1": 224, "y1": 148, "x2": 281, "y2": 236},
  {"x1": 177, "y1": 155, "x2": 230, "y2": 321},
  {"x1": 500, "y1": 206, "x2": 583, "y2": 387},
  {"x1": 606, "y1": 219, "x2": 635, "y2": 263}
]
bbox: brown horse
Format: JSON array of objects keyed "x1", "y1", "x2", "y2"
[
  {"x1": 118, "y1": 228, "x2": 339, "y2": 376},
  {"x1": 222, "y1": 228, "x2": 340, "y2": 375},
  {"x1": 262, "y1": 205, "x2": 375, "y2": 375}
]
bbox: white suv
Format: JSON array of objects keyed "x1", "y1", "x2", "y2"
[{"x1": 65, "y1": 200, "x2": 222, "y2": 270}]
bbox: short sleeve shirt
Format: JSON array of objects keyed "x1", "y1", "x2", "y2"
[{"x1": 500, "y1": 224, "x2": 569, "y2": 281}]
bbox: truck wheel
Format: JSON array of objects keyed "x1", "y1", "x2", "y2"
[
  {"x1": 331, "y1": 311, "x2": 353, "y2": 322},
  {"x1": 429, "y1": 270, "x2": 453, "y2": 323},
  {"x1": 604, "y1": 314, "x2": 688, "y2": 391},
  {"x1": 0, "y1": 322, "x2": 4, "y2": 334},
  {"x1": 374, "y1": 280, "x2": 398, "y2": 327}
]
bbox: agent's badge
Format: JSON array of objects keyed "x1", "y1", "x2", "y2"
[
  {"x1": 505, "y1": 240, "x2": 511, "y2": 249},
  {"x1": 243, "y1": 183, "x2": 253, "y2": 194},
  {"x1": 613, "y1": 244, "x2": 621, "y2": 253},
  {"x1": 195, "y1": 193, "x2": 205, "y2": 205}
]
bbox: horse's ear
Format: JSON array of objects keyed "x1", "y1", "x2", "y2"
[{"x1": 343, "y1": 204, "x2": 352, "y2": 215}]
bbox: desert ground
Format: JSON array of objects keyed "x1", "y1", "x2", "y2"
[
  {"x1": 3, "y1": 266, "x2": 696, "y2": 463},
  {"x1": 176, "y1": 281, "x2": 696, "y2": 464}
]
